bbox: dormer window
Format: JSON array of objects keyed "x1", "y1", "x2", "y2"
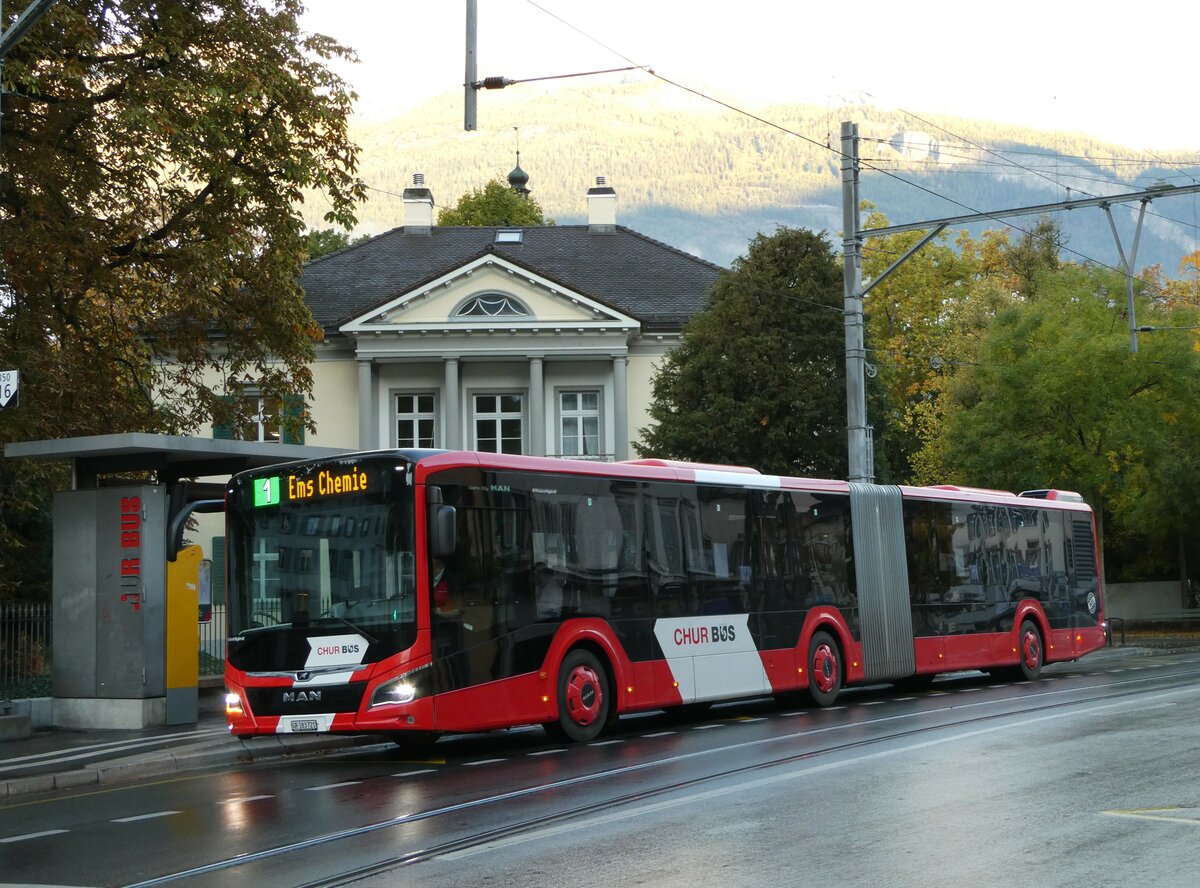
[
  {"x1": 495, "y1": 230, "x2": 523, "y2": 244},
  {"x1": 454, "y1": 294, "x2": 530, "y2": 318}
]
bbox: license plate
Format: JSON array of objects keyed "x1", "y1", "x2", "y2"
[{"x1": 290, "y1": 718, "x2": 320, "y2": 732}]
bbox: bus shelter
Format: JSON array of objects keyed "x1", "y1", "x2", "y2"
[{"x1": 4, "y1": 434, "x2": 347, "y2": 729}]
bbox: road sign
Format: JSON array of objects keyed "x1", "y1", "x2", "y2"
[{"x1": 0, "y1": 370, "x2": 18, "y2": 409}]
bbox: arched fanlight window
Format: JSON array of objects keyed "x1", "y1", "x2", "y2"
[{"x1": 453, "y1": 294, "x2": 530, "y2": 318}]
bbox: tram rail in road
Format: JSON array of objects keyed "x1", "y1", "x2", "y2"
[{"x1": 113, "y1": 659, "x2": 1200, "y2": 888}]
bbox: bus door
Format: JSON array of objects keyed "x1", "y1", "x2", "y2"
[{"x1": 654, "y1": 486, "x2": 769, "y2": 704}]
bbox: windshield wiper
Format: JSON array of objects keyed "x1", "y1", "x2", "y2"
[
  {"x1": 237, "y1": 621, "x2": 294, "y2": 638},
  {"x1": 310, "y1": 614, "x2": 381, "y2": 646}
]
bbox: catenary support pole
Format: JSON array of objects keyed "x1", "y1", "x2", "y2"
[
  {"x1": 464, "y1": 0, "x2": 477, "y2": 131},
  {"x1": 841, "y1": 121, "x2": 871, "y2": 482}
]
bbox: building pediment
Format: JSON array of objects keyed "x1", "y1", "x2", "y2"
[{"x1": 339, "y1": 254, "x2": 639, "y2": 336}]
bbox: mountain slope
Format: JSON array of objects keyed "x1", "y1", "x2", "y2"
[{"x1": 319, "y1": 80, "x2": 1200, "y2": 275}]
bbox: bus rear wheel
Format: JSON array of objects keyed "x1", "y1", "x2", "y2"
[
  {"x1": 545, "y1": 649, "x2": 610, "y2": 743},
  {"x1": 807, "y1": 630, "x2": 842, "y2": 707}
]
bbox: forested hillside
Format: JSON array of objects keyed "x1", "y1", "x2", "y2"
[{"x1": 317, "y1": 80, "x2": 1199, "y2": 273}]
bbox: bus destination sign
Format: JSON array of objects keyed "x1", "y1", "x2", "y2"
[{"x1": 253, "y1": 466, "x2": 369, "y2": 508}]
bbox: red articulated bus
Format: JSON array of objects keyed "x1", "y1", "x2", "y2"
[{"x1": 222, "y1": 450, "x2": 1107, "y2": 748}]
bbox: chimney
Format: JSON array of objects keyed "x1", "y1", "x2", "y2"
[
  {"x1": 586, "y1": 175, "x2": 616, "y2": 234},
  {"x1": 403, "y1": 172, "x2": 435, "y2": 234}
]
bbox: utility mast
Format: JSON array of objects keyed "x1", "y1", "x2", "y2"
[
  {"x1": 841, "y1": 122, "x2": 871, "y2": 482},
  {"x1": 464, "y1": 0, "x2": 477, "y2": 131}
]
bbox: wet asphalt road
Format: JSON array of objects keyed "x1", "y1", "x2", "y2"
[{"x1": 3, "y1": 644, "x2": 1199, "y2": 888}]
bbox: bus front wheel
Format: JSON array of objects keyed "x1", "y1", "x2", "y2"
[
  {"x1": 546, "y1": 649, "x2": 610, "y2": 743},
  {"x1": 807, "y1": 630, "x2": 842, "y2": 707},
  {"x1": 1017, "y1": 619, "x2": 1043, "y2": 681}
]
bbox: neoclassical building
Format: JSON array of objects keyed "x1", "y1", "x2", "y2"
[{"x1": 253, "y1": 174, "x2": 723, "y2": 460}]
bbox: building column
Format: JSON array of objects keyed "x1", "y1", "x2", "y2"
[
  {"x1": 357, "y1": 359, "x2": 374, "y2": 450},
  {"x1": 613, "y1": 355, "x2": 628, "y2": 460},
  {"x1": 443, "y1": 358, "x2": 460, "y2": 449},
  {"x1": 529, "y1": 356, "x2": 545, "y2": 456}
]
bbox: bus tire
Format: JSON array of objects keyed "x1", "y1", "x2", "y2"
[
  {"x1": 1017, "y1": 619, "x2": 1043, "y2": 681},
  {"x1": 548, "y1": 649, "x2": 610, "y2": 743},
  {"x1": 807, "y1": 629, "x2": 842, "y2": 707}
]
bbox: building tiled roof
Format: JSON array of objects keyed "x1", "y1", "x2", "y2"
[{"x1": 300, "y1": 225, "x2": 724, "y2": 332}]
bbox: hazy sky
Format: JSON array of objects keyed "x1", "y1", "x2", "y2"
[{"x1": 299, "y1": 0, "x2": 1197, "y2": 152}]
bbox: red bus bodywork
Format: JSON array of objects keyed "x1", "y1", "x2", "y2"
[{"x1": 224, "y1": 452, "x2": 1106, "y2": 740}]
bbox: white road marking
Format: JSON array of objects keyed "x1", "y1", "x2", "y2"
[
  {"x1": 113, "y1": 811, "x2": 181, "y2": 823},
  {"x1": 463, "y1": 758, "x2": 506, "y2": 767},
  {"x1": 224, "y1": 795, "x2": 275, "y2": 804},
  {"x1": 392, "y1": 769, "x2": 437, "y2": 777},
  {"x1": 303, "y1": 781, "x2": 361, "y2": 791},
  {"x1": 0, "y1": 829, "x2": 69, "y2": 843},
  {"x1": 528, "y1": 748, "x2": 567, "y2": 756}
]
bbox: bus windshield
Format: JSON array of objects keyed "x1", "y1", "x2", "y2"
[{"x1": 225, "y1": 457, "x2": 418, "y2": 672}]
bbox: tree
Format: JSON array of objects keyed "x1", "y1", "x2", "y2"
[
  {"x1": 0, "y1": 0, "x2": 365, "y2": 598},
  {"x1": 437, "y1": 179, "x2": 550, "y2": 227},
  {"x1": 305, "y1": 228, "x2": 372, "y2": 260},
  {"x1": 636, "y1": 227, "x2": 847, "y2": 477},
  {"x1": 861, "y1": 211, "x2": 1067, "y2": 482},
  {"x1": 913, "y1": 261, "x2": 1200, "y2": 581},
  {"x1": 861, "y1": 205, "x2": 978, "y2": 480}
]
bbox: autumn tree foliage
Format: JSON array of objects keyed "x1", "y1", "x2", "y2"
[
  {"x1": 304, "y1": 228, "x2": 372, "y2": 261},
  {"x1": 0, "y1": 0, "x2": 365, "y2": 598},
  {"x1": 637, "y1": 227, "x2": 848, "y2": 477},
  {"x1": 908, "y1": 233, "x2": 1200, "y2": 583}
]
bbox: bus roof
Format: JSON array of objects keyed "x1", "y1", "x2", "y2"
[{"x1": 234, "y1": 449, "x2": 1091, "y2": 511}]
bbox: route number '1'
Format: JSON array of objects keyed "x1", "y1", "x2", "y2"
[
  {"x1": 254, "y1": 476, "x2": 281, "y2": 508},
  {"x1": 0, "y1": 370, "x2": 18, "y2": 409}
]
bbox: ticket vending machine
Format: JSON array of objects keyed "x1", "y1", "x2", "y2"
[{"x1": 165, "y1": 544, "x2": 203, "y2": 725}]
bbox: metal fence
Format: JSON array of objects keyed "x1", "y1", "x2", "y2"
[
  {"x1": 1, "y1": 602, "x2": 52, "y2": 701},
  {"x1": 200, "y1": 605, "x2": 226, "y2": 678}
]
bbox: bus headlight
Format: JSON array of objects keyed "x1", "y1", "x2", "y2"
[
  {"x1": 369, "y1": 665, "x2": 430, "y2": 708},
  {"x1": 225, "y1": 691, "x2": 245, "y2": 717}
]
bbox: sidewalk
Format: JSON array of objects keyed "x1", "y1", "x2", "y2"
[{"x1": 0, "y1": 690, "x2": 381, "y2": 800}]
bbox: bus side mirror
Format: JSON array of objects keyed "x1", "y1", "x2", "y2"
[{"x1": 431, "y1": 505, "x2": 457, "y2": 557}]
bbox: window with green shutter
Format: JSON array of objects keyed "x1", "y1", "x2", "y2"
[{"x1": 212, "y1": 391, "x2": 305, "y2": 444}]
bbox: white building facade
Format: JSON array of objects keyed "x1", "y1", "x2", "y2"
[{"x1": 243, "y1": 175, "x2": 723, "y2": 461}]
